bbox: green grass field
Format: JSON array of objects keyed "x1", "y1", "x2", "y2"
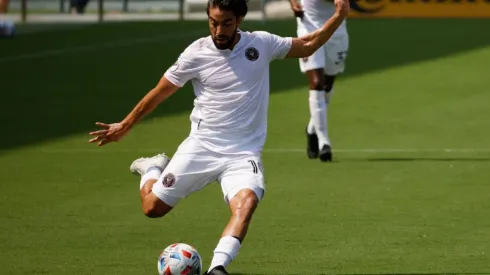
[{"x1": 1, "y1": 19, "x2": 490, "y2": 275}]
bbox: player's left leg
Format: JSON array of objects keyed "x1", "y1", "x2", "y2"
[
  {"x1": 299, "y1": 50, "x2": 329, "y2": 160},
  {"x1": 297, "y1": 17, "x2": 328, "y2": 160},
  {"x1": 205, "y1": 189, "x2": 259, "y2": 275},
  {"x1": 205, "y1": 156, "x2": 265, "y2": 275}
]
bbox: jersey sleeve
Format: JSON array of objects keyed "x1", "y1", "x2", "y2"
[
  {"x1": 269, "y1": 33, "x2": 293, "y2": 60},
  {"x1": 164, "y1": 40, "x2": 203, "y2": 87},
  {"x1": 164, "y1": 56, "x2": 197, "y2": 87},
  {"x1": 255, "y1": 31, "x2": 293, "y2": 61}
]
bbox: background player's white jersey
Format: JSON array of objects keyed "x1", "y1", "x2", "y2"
[
  {"x1": 164, "y1": 31, "x2": 292, "y2": 155},
  {"x1": 300, "y1": 0, "x2": 347, "y2": 32},
  {"x1": 297, "y1": 0, "x2": 349, "y2": 74}
]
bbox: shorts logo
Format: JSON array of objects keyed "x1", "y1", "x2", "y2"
[
  {"x1": 162, "y1": 173, "x2": 176, "y2": 187},
  {"x1": 245, "y1": 47, "x2": 259, "y2": 61},
  {"x1": 302, "y1": 57, "x2": 308, "y2": 62}
]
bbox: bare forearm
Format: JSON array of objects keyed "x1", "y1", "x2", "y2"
[
  {"x1": 88, "y1": 77, "x2": 179, "y2": 147},
  {"x1": 303, "y1": 13, "x2": 345, "y2": 55},
  {"x1": 121, "y1": 87, "x2": 171, "y2": 129},
  {"x1": 286, "y1": 2, "x2": 349, "y2": 60}
]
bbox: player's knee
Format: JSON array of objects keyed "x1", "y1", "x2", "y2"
[
  {"x1": 233, "y1": 194, "x2": 258, "y2": 221},
  {"x1": 308, "y1": 70, "x2": 325, "y2": 91},
  {"x1": 142, "y1": 205, "x2": 166, "y2": 218},
  {"x1": 142, "y1": 200, "x2": 170, "y2": 218},
  {"x1": 309, "y1": 77, "x2": 325, "y2": 91}
]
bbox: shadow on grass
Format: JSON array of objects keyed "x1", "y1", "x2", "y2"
[{"x1": 1, "y1": 19, "x2": 490, "y2": 151}]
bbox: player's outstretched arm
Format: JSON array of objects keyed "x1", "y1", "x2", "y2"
[
  {"x1": 286, "y1": 0, "x2": 350, "y2": 59},
  {"x1": 88, "y1": 76, "x2": 180, "y2": 147}
]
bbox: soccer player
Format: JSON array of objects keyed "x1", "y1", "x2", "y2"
[
  {"x1": 88, "y1": 0, "x2": 349, "y2": 273},
  {"x1": 290, "y1": 0, "x2": 350, "y2": 162}
]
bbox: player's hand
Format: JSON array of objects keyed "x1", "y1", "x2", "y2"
[
  {"x1": 290, "y1": 1, "x2": 304, "y2": 18},
  {"x1": 334, "y1": 0, "x2": 350, "y2": 17},
  {"x1": 88, "y1": 122, "x2": 129, "y2": 146}
]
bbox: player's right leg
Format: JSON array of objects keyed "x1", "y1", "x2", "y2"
[
  {"x1": 319, "y1": 30, "x2": 349, "y2": 162},
  {"x1": 315, "y1": 74, "x2": 336, "y2": 162},
  {"x1": 131, "y1": 137, "x2": 222, "y2": 218},
  {"x1": 304, "y1": 68, "x2": 329, "y2": 160},
  {"x1": 130, "y1": 153, "x2": 173, "y2": 218}
]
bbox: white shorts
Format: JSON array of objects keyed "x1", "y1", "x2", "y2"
[
  {"x1": 152, "y1": 137, "x2": 265, "y2": 207},
  {"x1": 297, "y1": 17, "x2": 349, "y2": 75}
]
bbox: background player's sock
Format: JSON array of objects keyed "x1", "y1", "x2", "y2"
[
  {"x1": 139, "y1": 167, "x2": 162, "y2": 190},
  {"x1": 208, "y1": 236, "x2": 241, "y2": 272},
  {"x1": 309, "y1": 90, "x2": 330, "y2": 148},
  {"x1": 307, "y1": 118, "x2": 315, "y2": 134}
]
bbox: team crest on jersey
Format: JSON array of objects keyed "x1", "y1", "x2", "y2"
[
  {"x1": 245, "y1": 47, "x2": 259, "y2": 61},
  {"x1": 162, "y1": 173, "x2": 176, "y2": 187}
]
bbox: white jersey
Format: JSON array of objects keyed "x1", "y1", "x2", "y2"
[
  {"x1": 300, "y1": 0, "x2": 347, "y2": 32},
  {"x1": 164, "y1": 30, "x2": 292, "y2": 155}
]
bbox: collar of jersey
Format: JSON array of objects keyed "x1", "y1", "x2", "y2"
[{"x1": 211, "y1": 29, "x2": 247, "y2": 56}]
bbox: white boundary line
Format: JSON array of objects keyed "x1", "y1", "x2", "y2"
[
  {"x1": 5, "y1": 148, "x2": 490, "y2": 154},
  {"x1": 0, "y1": 29, "x2": 207, "y2": 63}
]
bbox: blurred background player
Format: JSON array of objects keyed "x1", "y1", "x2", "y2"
[
  {"x1": 290, "y1": 0, "x2": 349, "y2": 162},
  {"x1": 0, "y1": 20, "x2": 14, "y2": 37},
  {"x1": 70, "y1": 0, "x2": 90, "y2": 14}
]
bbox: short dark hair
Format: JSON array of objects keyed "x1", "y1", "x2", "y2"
[{"x1": 206, "y1": 0, "x2": 248, "y2": 18}]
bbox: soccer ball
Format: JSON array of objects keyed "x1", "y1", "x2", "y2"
[{"x1": 157, "y1": 243, "x2": 202, "y2": 275}]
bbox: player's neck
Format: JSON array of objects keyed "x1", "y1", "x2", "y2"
[{"x1": 227, "y1": 32, "x2": 241, "y2": 51}]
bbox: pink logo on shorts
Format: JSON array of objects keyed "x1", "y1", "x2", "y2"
[{"x1": 162, "y1": 173, "x2": 176, "y2": 187}]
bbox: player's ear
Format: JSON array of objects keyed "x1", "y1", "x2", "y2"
[{"x1": 236, "y1": 16, "x2": 244, "y2": 26}]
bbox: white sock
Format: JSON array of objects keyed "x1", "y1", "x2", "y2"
[
  {"x1": 309, "y1": 90, "x2": 330, "y2": 148},
  {"x1": 139, "y1": 167, "x2": 162, "y2": 190},
  {"x1": 307, "y1": 118, "x2": 315, "y2": 134},
  {"x1": 208, "y1": 236, "x2": 241, "y2": 272}
]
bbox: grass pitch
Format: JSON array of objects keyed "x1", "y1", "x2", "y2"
[{"x1": 1, "y1": 19, "x2": 489, "y2": 275}]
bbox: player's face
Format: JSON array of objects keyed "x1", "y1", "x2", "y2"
[{"x1": 208, "y1": 7, "x2": 242, "y2": 50}]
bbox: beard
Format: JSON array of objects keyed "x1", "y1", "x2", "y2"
[{"x1": 212, "y1": 28, "x2": 238, "y2": 50}]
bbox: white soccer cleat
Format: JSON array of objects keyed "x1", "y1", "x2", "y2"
[{"x1": 129, "y1": 153, "x2": 170, "y2": 176}]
